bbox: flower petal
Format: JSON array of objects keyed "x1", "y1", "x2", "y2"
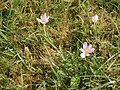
[
  {"x1": 40, "y1": 15, "x2": 43, "y2": 19},
  {"x1": 88, "y1": 44, "x2": 92, "y2": 48},
  {"x1": 44, "y1": 13, "x2": 46, "y2": 18},
  {"x1": 80, "y1": 53, "x2": 86, "y2": 58},
  {"x1": 80, "y1": 48, "x2": 84, "y2": 52},
  {"x1": 83, "y1": 42, "x2": 88, "y2": 49},
  {"x1": 36, "y1": 18, "x2": 42, "y2": 23},
  {"x1": 86, "y1": 53, "x2": 90, "y2": 56},
  {"x1": 89, "y1": 48, "x2": 95, "y2": 53},
  {"x1": 47, "y1": 16, "x2": 50, "y2": 19}
]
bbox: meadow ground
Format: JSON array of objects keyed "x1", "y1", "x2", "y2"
[{"x1": 0, "y1": 0, "x2": 120, "y2": 89}]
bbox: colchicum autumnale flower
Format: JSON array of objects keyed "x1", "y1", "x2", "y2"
[
  {"x1": 80, "y1": 42, "x2": 95, "y2": 58},
  {"x1": 92, "y1": 14, "x2": 98, "y2": 23},
  {"x1": 37, "y1": 13, "x2": 49, "y2": 25}
]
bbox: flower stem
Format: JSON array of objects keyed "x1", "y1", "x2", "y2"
[
  {"x1": 43, "y1": 24, "x2": 47, "y2": 36},
  {"x1": 93, "y1": 24, "x2": 98, "y2": 38}
]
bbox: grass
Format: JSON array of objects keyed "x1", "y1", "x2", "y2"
[{"x1": 0, "y1": 0, "x2": 120, "y2": 89}]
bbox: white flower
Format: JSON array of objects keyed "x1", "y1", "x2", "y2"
[
  {"x1": 80, "y1": 42, "x2": 95, "y2": 58},
  {"x1": 37, "y1": 13, "x2": 49, "y2": 25},
  {"x1": 92, "y1": 14, "x2": 98, "y2": 23}
]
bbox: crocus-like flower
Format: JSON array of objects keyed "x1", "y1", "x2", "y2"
[
  {"x1": 37, "y1": 13, "x2": 49, "y2": 25},
  {"x1": 80, "y1": 42, "x2": 95, "y2": 58},
  {"x1": 92, "y1": 14, "x2": 98, "y2": 23}
]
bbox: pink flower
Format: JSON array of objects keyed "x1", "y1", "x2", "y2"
[
  {"x1": 92, "y1": 14, "x2": 98, "y2": 23},
  {"x1": 37, "y1": 13, "x2": 49, "y2": 25},
  {"x1": 80, "y1": 42, "x2": 95, "y2": 58}
]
